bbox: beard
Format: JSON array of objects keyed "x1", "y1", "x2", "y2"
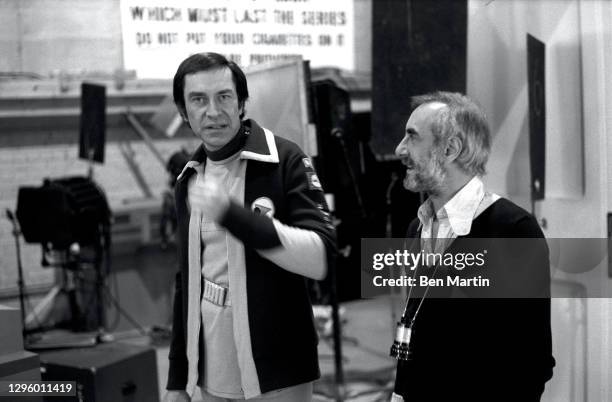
[{"x1": 403, "y1": 147, "x2": 446, "y2": 195}]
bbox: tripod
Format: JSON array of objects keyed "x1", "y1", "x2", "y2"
[
  {"x1": 6, "y1": 229, "x2": 110, "y2": 349},
  {"x1": 25, "y1": 237, "x2": 110, "y2": 349},
  {"x1": 5, "y1": 209, "x2": 87, "y2": 342}
]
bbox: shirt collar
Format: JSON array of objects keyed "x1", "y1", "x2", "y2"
[{"x1": 417, "y1": 176, "x2": 485, "y2": 236}]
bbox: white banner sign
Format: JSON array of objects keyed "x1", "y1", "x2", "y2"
[{"x1": 120, "y1": 0, "x2": 354, "y2": 78}]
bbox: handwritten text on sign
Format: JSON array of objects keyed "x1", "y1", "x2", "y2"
[{"x1": 120, "y1": 0, "x2": 354, "y2": 78}]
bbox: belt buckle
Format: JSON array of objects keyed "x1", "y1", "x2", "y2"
[{"x1": 204, "y1": 280, "x2": 229, "y2": 306}]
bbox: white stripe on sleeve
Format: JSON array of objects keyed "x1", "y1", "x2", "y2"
[{"x1": 257, "y1": 219, "x2": 327, "y2": 281}]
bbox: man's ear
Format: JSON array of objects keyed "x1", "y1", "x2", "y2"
[{"x1": 445, "y1": 136, "x2": 463, "y2": 162}]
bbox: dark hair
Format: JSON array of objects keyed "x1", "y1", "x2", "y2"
[
  {"x1": 173, "y1": 52, "x2": 249, "y2": 119},
  {"x1": 411, "y1": 91, "x2": 491, "y2": 176}
]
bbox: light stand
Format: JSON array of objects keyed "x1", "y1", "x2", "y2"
[
  {"x1": 15, "y1": 176, "x2": 112, "y2": 349},
  {"x1": 314, "y1": 131, "x2": 401, "y2": 401},
  {"x1": 41, "y1": 245, "x2": 84, "y2": 332},
  {"x1": 25, "y1": 242, "x2": 109, "y2": 350},
  {"x1": 329, "y1": 250, "x2": 345, "y2": 401},
  {"x1": 331, "y1": 128, "x2": 366, "y2": 219},
  {"x1": 5, "y1": 209, "x2": 28, "y2": 339},
  {"x1": 385, "y1": 172, "x2": 404, "y2": 351}
]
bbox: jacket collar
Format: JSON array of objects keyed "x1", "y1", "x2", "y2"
[
  {"x1": 176, "y1": 119, "x2": 278, "y2": 182},
  {"x1": 239, "y1": 119, "x2": 279, "y2": 164}
]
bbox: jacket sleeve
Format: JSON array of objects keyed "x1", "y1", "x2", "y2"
[
  {"x1": 279, "y1": 144, "x2": 337, "y2": 274},
  {"x1": 166, "y1": 271, "x2": 188, "y2": 390},
  {"x1": 508, "y1": 215, "x2": 555, "y2": 384}
]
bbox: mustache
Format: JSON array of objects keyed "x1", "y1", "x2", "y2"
[
  {"x1": 402, "y1": 156, "x2": 416, "y2": 166},
  {"x1": 403, "y1": 147, "x2": 445, "y2": 167}
]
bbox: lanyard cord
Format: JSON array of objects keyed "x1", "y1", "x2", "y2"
[
  {"x1": 401, "y1": 238, "x2": 418, "y2": 316},
  {"x1": 401, "y1": 237, "x2": 443, "y2": 328},
  {"x1": 401, "y1": 258, "x2": 441, "y2": 327},
  {"x1": 409, "y1": 264, "x2": 441, "y2": 328},
  {"x1": 402, "y1": 190, "x2": 492, "y2": 328}
]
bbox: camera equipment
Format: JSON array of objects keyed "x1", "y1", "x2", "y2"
[
  {"x1": 390, "y1": 315, "x2": 412, "y2": 361},
  {"x1": 17, "y1": 176, "x2": 110, "y2": 250},
  {"x1": 15, "y1": 176, "x2": 111, "y2": 339},
  {"x1": 390, "y1": 260, "x2": 441, "y2": 362}
]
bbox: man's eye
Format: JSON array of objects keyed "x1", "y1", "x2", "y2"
[
  {"x1": 192, "y1": 97, "x2": 206, "y2": 104},
  {"x1": 219, "y1": 94, "x2": 232, "y2": 101}
]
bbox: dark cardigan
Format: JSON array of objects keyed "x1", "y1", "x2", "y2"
[{"x1": 394, "y1": 198, "x2": 555, "y2": 402}]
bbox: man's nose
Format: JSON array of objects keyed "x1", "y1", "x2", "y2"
[
  {"x1": 206, "y1": 99, "x2": 220, "y2": 117},
  {"x1": 395, "y1": 138, "x2": 408, "y2": 157}
]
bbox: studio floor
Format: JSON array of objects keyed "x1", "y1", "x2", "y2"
[
  {"x1": 152, "y1": 296, "x2": 400, "y2": 402},
  {"x1": 13, "y1": 245, "x2": 401, "y2": 402}
]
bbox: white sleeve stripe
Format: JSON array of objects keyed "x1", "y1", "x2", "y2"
[{"x1": 257, "y1": 219, "x2": 327, "y2": 281}]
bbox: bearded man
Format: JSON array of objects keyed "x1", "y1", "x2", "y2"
[{"x1": 390, "y1": 92, "x2": 555, "y2": 402}]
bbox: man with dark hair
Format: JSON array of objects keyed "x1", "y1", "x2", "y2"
[
  {"x1": 390, "y1": 92, "x2": 554, "y2": 401},
  {"x1": 164, "y1": 52, "x2": 336, "y2": 402}
]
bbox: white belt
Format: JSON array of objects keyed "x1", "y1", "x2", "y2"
[{"x1": 203, "y1": 279, "x2": 231, "y2": 306}]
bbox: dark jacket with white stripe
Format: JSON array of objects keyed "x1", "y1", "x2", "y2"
[{"x1": 167, "y1": 119, "x2": 336, "y2": 395}]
